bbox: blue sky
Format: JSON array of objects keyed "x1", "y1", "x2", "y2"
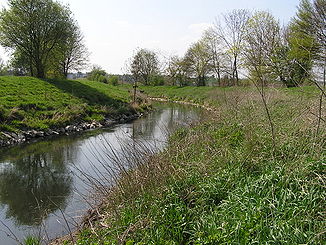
[{"x1": 0, "y1": 0, "x2": 300, "y2": 74}]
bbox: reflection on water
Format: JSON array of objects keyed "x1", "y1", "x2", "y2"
[
  {"x1": 0, "y1": 102, "x2": 203, "y2": 244},
  {"x1": 0, "y1": 155, "x2": 72, "y2": 226}
]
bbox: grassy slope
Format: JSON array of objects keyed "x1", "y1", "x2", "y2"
[
  {"x1": 73, "y1": 85, "x2": 325, "y2": 245},
  {"x1": 0, "y1": 76, "x2": 133, "y2": 131}
]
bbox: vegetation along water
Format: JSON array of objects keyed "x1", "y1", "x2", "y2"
[{"x1": 0, "y1": 0, "x2": 325, "y2": 244}]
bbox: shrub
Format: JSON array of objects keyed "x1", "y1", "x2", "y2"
[
  {"x1": 149, "y1": 75, "x2": 165, "y2": 86},
  {"x1": 87, "y1": 66, "x2": 107, "y2": 81},
  {"x1": 109, "y1": 75, "x2": 119, "y2": 86},
  {"x1": 98, "y1": 75, "x2": 108, "y2": 83}
]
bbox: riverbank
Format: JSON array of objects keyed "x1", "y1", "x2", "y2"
[
  {"x1": 148, "y1": 97, "x2": 217, "y2": 112},
  {"x1": 0, "y1": 112, "x2": 143, "y2": 147},
  {"x1": 68, "y1": 85, "x2": 325, "y2": 244},
  {"x1": 0, "y1": 76, "x2": 148, "y2": 147}
]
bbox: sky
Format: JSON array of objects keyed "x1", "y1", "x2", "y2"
[{"x1": 0, "y1": 0, "x2": 301, "y2": 74}]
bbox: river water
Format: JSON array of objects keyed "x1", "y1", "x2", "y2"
[{"x1": 0, "y1": 103, "x2": 203, "y2": 244}]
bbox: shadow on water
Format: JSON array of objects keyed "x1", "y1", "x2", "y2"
[{"x1": 45, "y1": 79, "x2": 128, "y2": 109}]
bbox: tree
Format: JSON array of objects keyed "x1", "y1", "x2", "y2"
[
  {"x1": 298, "y1": 0, "x2": 326, "y2": 58},
  {"x1": 129, "y1": 48, "x2": 160, "y2": 85},
  {"x1": 165, "y1": 55, "x2": 189, "y2": 86},
  {"x1": 203, "y1": 28, "x2": 228, "y2": 86},
  {"x1": 0, "y1": 0, "x2": 75, "y2": 78},
  {"x1": 57, "y1": 23, "x2": 89, "y2": 78},
  {"x1": 272, "y1": 25, "x2": 315, "y2": 87},
  {"x1": 292, "y1": 0, "x2": 326, "y2": 80},
  {"x1": 9, "y1": 50, "x2": 33, "y2": 76},
  {"x1": 244, "y1": 11, "x2": 282, "y2": 86},
  {"x1": 183, "y1": 39, "x2": 212, "y2": 86},
  {"x1": 292, "y1": 0, "x2": 326, "y2": 134},
  {"x1": 214, "y1": 9, "x2": 251, "y2": 85},
  {"x1": 243, "y1": 11, "x2": 281, "y2": 149},
  {"x1": 165, "y1": 55, "x2": 180, "y2": 86}
]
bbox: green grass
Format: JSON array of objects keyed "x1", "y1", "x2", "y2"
[
  {"x1": 142, "y1": 86, "x2": 216, "y2": 105},
  {"x1": 69, "y1": 85, "x2": 325, "y2": 244},
  {"x1": 142, "y1": 85, "x2": 320, "y2": 108},
  {"x1": 24, "y1": 236, "x2": 40, "y2": 245},
  {"x1": 0, "y1": 76, "x2": 134, "y2": 131}
]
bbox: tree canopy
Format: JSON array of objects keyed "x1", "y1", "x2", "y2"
[
  {"x1": 0, "y1": 0, "x2": 88, "y2": 78},
  {"x1": 129, "y1": 48, "x2": 160, "y2": 85}
]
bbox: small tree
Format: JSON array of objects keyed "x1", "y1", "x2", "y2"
[
  {"x1": 9, "y1": 50, "x2": 33, "y2": 76},
  {"x1": 271, "y1": 25, "x2": 315, "y2": 87},
  {"x1": 292, "y1": 0, "x2": 326, "y2": 134},
  {"x1": 244, "y1": 11, "x2": 282, "y2": 86},
  {"x1": 165, "y1": 55, "x2": 190, "y2": 86},
  {"x1": 165, "y1": 55, "x2": 180, "y2": 86},
  {"x1": 183, "y1": 39, "x2": 212, "y2": 86},
  {"x1": 203, "y1": 28, "x2": 229, "y2": 86},
  {"x1": 57, "y1": 23, "x2": 89, "y2": 78},
  {"x1": 214, "y1": 9, "x2": 251, "y2": 85},
  {"x1": 243, "y1": 11, "x2": 281, "y2": 149},
  {"x1": 149, "y1": 74, "x2": 165, "y2": 86},
  {"x1": 129, "y1": 48, "x2": 160, "y2": 85}
]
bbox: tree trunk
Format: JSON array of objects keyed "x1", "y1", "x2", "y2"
[
  {"x1": 63, "y1": 63, "x2": 68, "y2": 78},
  {"x1": 144, "y1": 75, "x2": 149, "y2": 86},
  {"x1": 29, "y1": 57, "x2": 34, "y2": 77},
  {"x1": 35, "y1": 59, "x2": 45, "y2": 78},
  {"x1": 234, "y1": 56, "x2": 239, "y2": 86},
  {"x1": 197, "y1": 76, "x2": 206, "y2": 86},
  {"x1": 36, "y1": 68, "x2": 45, "y2": 78},
  {"x1": 217, "y1": 66, "x2": 221, "y2": 87}
]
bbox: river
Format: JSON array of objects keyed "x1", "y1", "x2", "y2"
[{"x1": 0, "y1": 102, "x2": 204, "y2": 244}]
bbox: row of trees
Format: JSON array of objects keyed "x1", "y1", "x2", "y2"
[
  {"x1": 128, "y1": 0, "x2": 325, "y2": 87},
  {"x1": 0, "y1": 0, "x2": 88, "y2": 78},
  {"x1": 1, "y1": 0, "x2": 324, "y2": 87}
]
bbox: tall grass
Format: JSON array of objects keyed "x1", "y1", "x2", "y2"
[{"x1": 69, "y1": 86, "x2": 325, "y2": 244}]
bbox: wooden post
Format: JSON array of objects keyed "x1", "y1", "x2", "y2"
[{"x1": 133, "y1": 81, "x2": 138, "y2": 104}]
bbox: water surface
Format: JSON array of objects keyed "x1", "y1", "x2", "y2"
[{"x1": 0, "y1": 102, "x2": 203, "y2": 244}]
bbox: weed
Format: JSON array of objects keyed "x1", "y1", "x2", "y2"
[{"x1": 60, "y1": 85, "x2": 325, "y2": 244}]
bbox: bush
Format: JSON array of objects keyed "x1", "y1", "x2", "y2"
[
  {"x1": 150, "y1": 75, "x2": 165, "y2": 86},
  {"x1": 109, "y1": 75, "x2": 119, "y2": 86},
  {"x1": 87, "y1": 66, "x2": 107, "y2": 82},
  {"x1": 98, "y1": 75, "x2": 108, "y2": 83}
]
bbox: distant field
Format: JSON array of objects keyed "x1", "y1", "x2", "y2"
[{"x1": 0, "y1": 76, "x2": 133, "y2": 131}]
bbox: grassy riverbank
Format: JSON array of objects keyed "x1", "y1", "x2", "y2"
[
  {"x1": 0, "y1": 76, "x2": 136, "y2": 132},
  {"x1": 69, "y1": 85, "x2": 325, "y2": 244}
]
